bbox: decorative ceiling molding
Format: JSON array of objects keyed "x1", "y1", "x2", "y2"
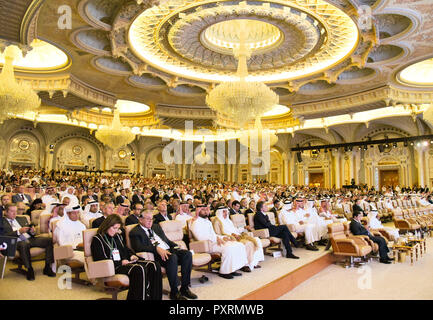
[{"x1": 292, "y1": 86, "x2": 433, "y2": 118}]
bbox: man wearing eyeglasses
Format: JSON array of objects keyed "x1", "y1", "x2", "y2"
[
  {"x1": 129, "y1": 210, "x2": 197, "y2": 300},
  {"x1": 125, "y1": 203, "x2": 143, "y2": 226}
]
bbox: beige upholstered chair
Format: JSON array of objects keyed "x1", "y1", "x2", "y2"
[
  {"x1": 31, "y1": 209, "x2": 44, "y2": 226},
  {"x1": 83, "y1": 228, "x2": 129, "y2": 300},
  {"x1": 160, "y1": 220, "x2": 212, "y2": 270},
  {"x1": 328, "y1": 223, "x2": 372, "y2": 267},
  {"x1": 230, "y1": 213, "x2": 271, "y2": 249},
  {"x1": 51, "y1": 220, "x2": 89, "y2": 285},
  {"x1": 247, "y1": 213, "x2": 284, "y2": 255},
  {"x1": 10, "y1": 215, "x2": 46, "y2": 275},
  {"x1": 343, "y1": 221, "x2": 379, "y2": 254},
  {"x1": 186, "y1": 219, "x2": 222, "y2": 267},
  {"x1": 392, "y1": 208, "x2": 421, "y2": 233}
]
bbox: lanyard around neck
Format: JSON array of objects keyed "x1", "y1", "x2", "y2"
[{"x1": 103, "y1": 234, "x2": 117, "y2": 251}]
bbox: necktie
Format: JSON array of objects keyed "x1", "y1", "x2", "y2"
[
  {"x1": 147, "y1": 229, "x2": 153, "y2": 239},
  {"x1": 21, "y1": 194, "x2": 24, "y2": 200}
]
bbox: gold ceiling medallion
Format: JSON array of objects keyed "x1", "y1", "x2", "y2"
[
  {"x1": 118, "y1": 150, "x2": 127, "y2": 159},
  {"x1": 128, "y1": 0, "x2": 359, "y2": 84},
  {"x1": 72, "y1": 145, "x2": 83, "y2": 155}
]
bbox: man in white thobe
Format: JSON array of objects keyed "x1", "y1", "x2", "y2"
[
  {"x1": 80, "y1": 200, "x2": 102, "y2": 228},
  {"x1": 190, "y1": 206, "x2": 248, "y2": 279},
  {"x1": 61, "y1": 187, "x2": 79, "y2": 208},
  {"x1": 215, "y1": 206, "x2": 264, "y2": 271},
  {"x1": 367, "y1": 210, "x2": 400, "y2": 241},
  {"x1": 41, "y1": 187, "x2": 58, "y2": 208},
  {"x1": 55, "y1": 205, "x2": 86, "y2": 264},
  {"x1": 175, "y1": 203, "x2": 194, "y2": 228},
  {"x1": 282, "y1": 200, "x2": 319, "y2": 251}
]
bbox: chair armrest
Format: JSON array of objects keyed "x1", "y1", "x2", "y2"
[
  {"x1": 252, "y1": 228, "x2": 270, "y2": 238},
  {"x1": 54, "y1": 245, "x2": 74, "y2": 261},
  {"x1": 348, "y1": 235, "x2": 369, "y2": 246},
  {"x1": 87, "y1": 260, "x2": 115, "y2": 279},
  {"x1": 136, "y1": 252, "x2": 155, "y2": 260},
  {"x1": 285, "y1": 224, "x2": 297, "y2": 233},
  {"x1": 189, "y1": 240, "x2": 211, "y2": 253}
]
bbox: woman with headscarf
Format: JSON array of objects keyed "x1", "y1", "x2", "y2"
[
  {"x1": 25, "y1": 198, "x2": 43, "y2": 217},
  {"x1": 215, "y1": 206, "x2": 264, "y2": 271}
]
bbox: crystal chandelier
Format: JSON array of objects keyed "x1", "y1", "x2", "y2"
[
  {"x1": 239, "y1": 117, "x2": 278, "y2": 152},
  {"x1": 206, "y1": 20, "x2": 279, "y2": 127},
  {"x1": 95, "y1": 107, "x2": 136, "y2": 150},
  {"x1": 195, "y1": 139, "x2": 211, "y2": 164},
  {"x1": 0, "y1": 45, "x2": 41, "y2": 124}
]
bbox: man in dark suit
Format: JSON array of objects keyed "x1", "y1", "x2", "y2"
[
  {"x1": 81, "y1": 188, "x2": 98, "y2": 205},
  {"x1": 125, "y1": 203, "x2": 143, "y2": 226},
  {"x1": 153, "y1": 201, "x2": 172, "y2": 224},
  {"x1": 254, "y1": 201, "x2": 299, "y2": 259},
  {"x1": 350, "y1": 211, "x2": 392, "y2": 264},
  {"x1": 352, "y1": 198, "x2": 365, "y2": 216},
  {"x1": 132, "y1": 189, "x2": 145, "y2": 206},
  {"x1": 115, "y1": 189, "x2": 128, "y2": 205},
  {"x1": 229, "y1": 200, "x2": 241, "y2": 216},
  {"x1": 2, "y1": 203, "x2": 55, "y2": 280},
  {"x1": 92, "y1": 201, "x2": 115, "y2": 229},
  {"x1": 0, "y1": 194, "x2": 11, "y2": 216},
  {"x1": 129, "y1": 210, "x2": 197, "y2": 300},
  {"x1": 12, "y1": 185, "x2": 32, "y2": 205},
  {"x1": 270, "y1": 199, "x2": 281, "y2": 216}
]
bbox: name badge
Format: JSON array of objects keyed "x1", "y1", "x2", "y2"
[{"x1": 112, "y1": 249, "x2": 121, "y2": 261}]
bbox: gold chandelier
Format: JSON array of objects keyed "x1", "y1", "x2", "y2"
[
  {"x1": 206, "y1": 20, "x2": 279, "y2": 127},
  {"x1": 239, "y1": 117, "x2": 278, "y2": 152},
  {"x1": 95, "y1": 107, "x2": 136, "y2": 150},
  {"x1": 0, "y1": 45, "x2": 41, "y2": 124}
]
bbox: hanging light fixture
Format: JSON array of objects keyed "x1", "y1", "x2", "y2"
[
  {"x1": 95, "y1": 106, "x2": 136, "y2": 150},
  {"x1": 0, "y1": 45, "x2": 41, "y2": 123},
  {"x1": 206, "y1": 20, "x2": 279, "y2": 127},
  {"x1": 239, "y1": 117, "x2": 278, "y2": 152},
  {"x1": 195, "y1": 138, "x2": 211, "y2": 164}
]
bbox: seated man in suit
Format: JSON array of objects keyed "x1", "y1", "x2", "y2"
[
  {"x1": 129, "y1": 210, "x2": 197, "y2": 300},
  {"x1": 2, "y1": 203, "x2": 55, "y2": 280},
  {"x1": 115, "y1": 189, "x2": 128, "y2": 206},
  {"x1": 350, "y1": 211, "x2": 393, "y2": 264},
  {"x1": 125, "y1": 202, "x2": 143, "y2": 226},
  {"x1": 269, "y1": 199, "x2": 282, "y2": 216},
  {"x1": 12, "y1": 185, "x2": 32, "y2": 205},
  {"x1": 229, "y1": 200, "x2": 241, "y2": 216},
  {"x1": 0, "y1": 194, "x2": 11, "y2": 216},
  {"x1": 92, "y1": 201, "x2": 115, "y2": 229},
  {"x1": 132, "y1": 189, "x2": 145, "y2": 206},
  {"x1": 153, "y1": 200, "x2": 172, "y2": 224},
  {"x1": 352, "y1": 199, "x2": 365, "y2": 217},
  {"x1": 254, "y1": 201, "x2": 299, "y2": 259}
]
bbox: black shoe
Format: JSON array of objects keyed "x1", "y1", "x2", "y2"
[
  {"x1": 169, "y1": 292, "x2": 187, "y2": 300},
  {"x1": 231, "y1": 271, "x2": 242, "y2": 276},
  {"x1": 286, "y1": 253, "x2": 300, "y2": 259},
  {"x1": 26, "y1": 267, "x2": 35, "y2": 281},
  {"x1": 379, "y1": 259, "x2": 391, "y2": 264},
  {"x1": 254, "y1": 265, "x2": 261, "y2": 269},
  {"x1": 218, "y1": 273, "x2": 234, "y2": 279},
  {"x1": 43, "y1": 266, "x2": 56, "y2": 277},
  {"x1": 306, "y1": 244, "x2": 319, "y2": 251},
  {"x1": 180, "y1": 288, "x2": 198, "y2": 300},
  {"x1": 240, "y1": 266, "x2": 251, "y2": 273}
]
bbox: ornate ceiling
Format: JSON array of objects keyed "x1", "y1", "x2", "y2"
[{"x1": 0, "y1": 0, "x2": 433, "y2": 139}]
